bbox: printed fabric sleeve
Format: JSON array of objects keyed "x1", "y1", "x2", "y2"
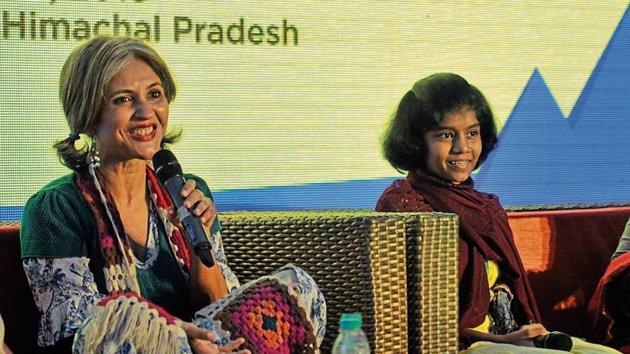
[
  {"x1": 24, "y1": 257, "x2": 194, "y2": 353},
  {"x1": 209, "y1": 230, "x2": 240, "y2": 292},
  {"x1": 22, "y1": 257, "x2": 105, "y2": 347},
  {"x1": 186, "y1": 174, "x2": 240, "y2": 292}
]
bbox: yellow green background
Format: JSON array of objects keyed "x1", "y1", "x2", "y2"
[{"x1": 1, "y1": 0, "x2": 627, "y2": 207}]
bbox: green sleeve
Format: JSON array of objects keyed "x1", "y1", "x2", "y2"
[
  {"x1": 20, "y1": 175, "x2": 95, "y2": 258},
  {"x1": 185, "y1": 173, "x2": 222, "y2": 235}
]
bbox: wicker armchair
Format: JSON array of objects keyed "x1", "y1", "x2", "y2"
[
  {"x1": 0, "y1": 211, "x2": 458, "y2": 353},
  {"x1": 219, "y1": 211, "x2": 459, "y2": 353}
]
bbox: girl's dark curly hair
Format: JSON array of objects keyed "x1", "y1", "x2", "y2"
[{"x1": 382, "y1": 72, "x2": 498, "y2": 173}]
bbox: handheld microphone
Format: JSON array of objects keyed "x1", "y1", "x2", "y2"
[{"x1": 153, "y1": 149, "x2": 214, "y2": 267}]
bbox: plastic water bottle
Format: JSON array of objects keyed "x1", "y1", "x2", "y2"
[{"x1": 332, "y1": 313, "x2": 370, "y2": 354}]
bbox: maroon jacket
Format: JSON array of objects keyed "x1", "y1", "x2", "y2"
[{"x1": 376, "y1": 170, "x2": 541, "y2": 347}]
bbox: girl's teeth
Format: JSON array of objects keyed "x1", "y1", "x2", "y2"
[{"x1": 449, "y1": 161, "x2": 468, "y2": 167}]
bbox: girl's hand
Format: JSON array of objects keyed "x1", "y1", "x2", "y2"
[
  {"x1": 501, "y1": 323, "x2": 548, "y2": 343},
  {"x1": 179, "y1": 320, "x2": 250, "y2": 354},
  {"x1": 463, "y1": 323, "x2": 548, "y2": 344}
]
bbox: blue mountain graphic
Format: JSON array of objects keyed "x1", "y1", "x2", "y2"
[{"x1": 475, "y1": 5, "x2": 630, "y2": 206}]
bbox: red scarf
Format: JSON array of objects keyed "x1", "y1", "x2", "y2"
[{"x1": 377, "y1": 170, "x2": 540, "y2": 341}]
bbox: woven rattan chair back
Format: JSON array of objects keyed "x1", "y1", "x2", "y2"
[{"x1": 219, "y1": 211, "x2": 458, "y2": 353}]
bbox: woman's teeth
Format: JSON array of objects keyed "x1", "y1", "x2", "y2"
[{"x1": 131, "y1": 126, "x2": 153, "y2": 136}]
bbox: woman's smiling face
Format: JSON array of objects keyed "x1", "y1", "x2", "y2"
[
  {"x1": 423, "y1": 107, "x2": 481, "y2": 184},
  {"x1": 95, "y1": 58, "x2": 169, "y2": 165}
]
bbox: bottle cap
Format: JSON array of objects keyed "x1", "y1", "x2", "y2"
[{"x1": 339, "y1": 312, "x2": 362, "y2": 330}]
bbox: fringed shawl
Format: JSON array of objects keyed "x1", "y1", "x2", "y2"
[{"x1": 74, "y1": 165, "x2": 201, "y2": 353}]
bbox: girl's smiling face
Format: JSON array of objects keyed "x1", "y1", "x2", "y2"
[{"x1": 423, "y1": 107, "x2": 481, "y2": 184}]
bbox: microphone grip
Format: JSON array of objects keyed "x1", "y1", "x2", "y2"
[
  {"x1": 164, "y1": 176, "x2": 215, "y2": 267},
  {"x1": 193, "y1": 244, "x2": 215, "y2": 268}
]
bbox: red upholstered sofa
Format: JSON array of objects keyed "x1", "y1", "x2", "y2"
[
  {"x1": 507, "y1": 206, "x2": 630, "y2": 341},
  {"x1": 2, "y1": 206, "x2": 630, "y2": 353}
]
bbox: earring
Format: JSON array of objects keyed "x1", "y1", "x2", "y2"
[
  {"x1": 88, "y1": 142, "x2": 101, "y2": 169},
  {"x1": 68, "y1": 132, "x2": 80, "y2": 143}
]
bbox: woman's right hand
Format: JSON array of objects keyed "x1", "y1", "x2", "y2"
[{"x1": 178, "y1": 320, "x2": 251, "y2": 354}]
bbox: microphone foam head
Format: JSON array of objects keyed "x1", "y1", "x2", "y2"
[{"x1": 152, "y1": 149, "x2": 183, "y2": 183}]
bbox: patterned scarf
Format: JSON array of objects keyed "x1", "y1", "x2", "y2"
[
  {"x1": 75, "y1": 164, "x2": 191, "y2": 295},
  {"x1": 74, "y1": 164, "x2": 321, "y2": 353}
]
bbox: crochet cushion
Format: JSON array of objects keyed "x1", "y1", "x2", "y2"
[{"x1": 214, "y1": 278, "x2": 316, "y2": 354}]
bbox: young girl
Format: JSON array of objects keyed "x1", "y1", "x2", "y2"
[{"x1": 376, "y1": 73, "x2": 618, "y2": 353}]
